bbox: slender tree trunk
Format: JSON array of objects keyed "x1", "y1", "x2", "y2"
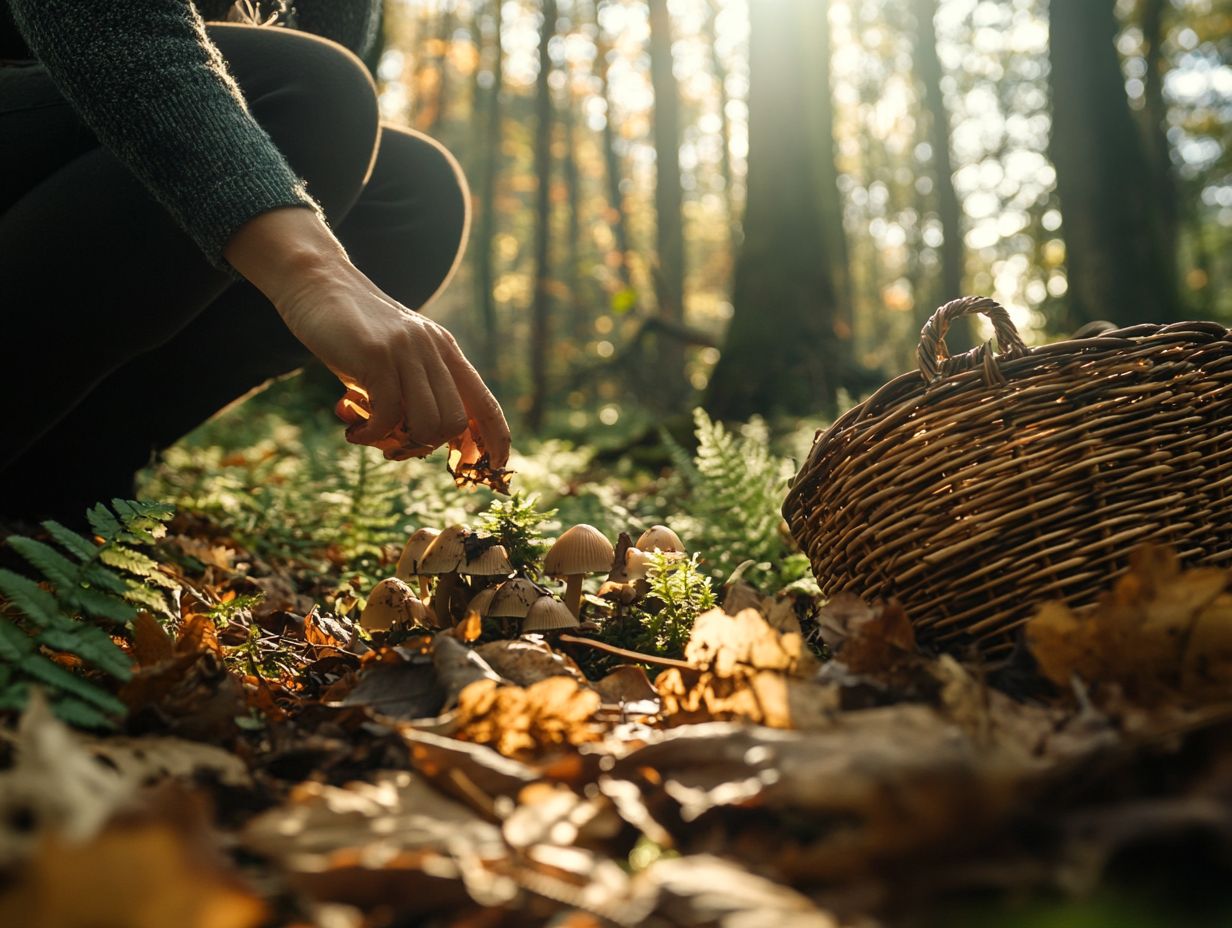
[
  {"x1": 1049, "y1": 0, "x2": 1178, "y2": 328},
  {"x1": 421, "y1": 2, "x2": 455, "y2": 135},
  {"x1": 527, "y1": 0, "x2": 558, "y2": 431},
  {"x1": 803, "y1": 2, "x2": 854, "y2": 338},
  {"x1": 594, "y1": 1, "x2": 634, "y2": 294},
  {"x1": 1139, "y1": 0, "x2": 1179, "y2": 297},
  {"x1": 473, "y1": 0, "x2": 503, "y2": 386},
  {"x1": 912, "y1": 0, "x2": 968, "y2": 346},
  {"x1": 706, "y1": 0, "x2": 842, "y2": 420},
  {"x1": 647, "y1": 0, "x2": 688, "y2": 400},
  {"x1": 703, "y1": 0, "x2": 736, "y2": 232},
  {"x1": 562, "y1": 73, "x2": 588, "y2": 342}
]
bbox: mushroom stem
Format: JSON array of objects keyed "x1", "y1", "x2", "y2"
[
  {"x1": 563, "y1": 575, "x2": 584, "y2": 617},
  {"x1": 417, "y1": 577, "x2": 430, "y2": 601},
  {"x1": 431, "y1": 573, "x2": 461, "y2": 627}
]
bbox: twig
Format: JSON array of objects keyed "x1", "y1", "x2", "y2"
[{"x1": 557, "y1": 633, "x2": 693, "y2": 670}]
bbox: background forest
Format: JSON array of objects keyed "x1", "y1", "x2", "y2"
[{"x1": 357, "y1": 0, "x2": 1231, "y2": 434}]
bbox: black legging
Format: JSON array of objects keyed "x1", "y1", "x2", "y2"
[{"x1": 0, "y1": 24, "x2": 469, "y2": 518}]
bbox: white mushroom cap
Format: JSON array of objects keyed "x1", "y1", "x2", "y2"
[
  {"x1": 624, "y1": 546, "x2": 654, "y2": 582},
  {"x1": 418, "y1": 524, "x2": 469, "y2": 574},
  {"x1": 635, "y1": 524, "x2": 685, "y2": 553},
  {"x1": 361, "y1": 578, "x2": 433, "y2": 632},
  {"x1": 395, "y1": 528, "x2": 440, "y2": 581},
  {"x1": 543, "y1": 524, "x2": 615, "y2": 577},
  {"x1": 460, "y1": 543, "x2": 514, "y2": 577},
  {"x1": 522, "y1": 595, "x2": 580, "y2": 632}
]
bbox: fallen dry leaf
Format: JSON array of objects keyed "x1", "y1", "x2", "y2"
[
  {"x1": 454, "y1": 676, "x2": 604, "y2": 760},
  {"x1": 0, "y1": 817, "x2": 266, "y2": 928},
  {"x1": 1026, "y1": 545, "x2": 1232, "y2": 702},
  {"x1": 658, "y1": 607, "x2": 835, "y2": 729},
  {"x1": 815, "y1": 594, "x2": 917, "y2": 674},
  {"x1": 475, "y1": 637, "x2": 587, "y2": 687}
]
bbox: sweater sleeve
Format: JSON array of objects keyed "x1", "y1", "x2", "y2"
[{"x1": 9, "y1": 0, "x2": 321, "y2": 268}]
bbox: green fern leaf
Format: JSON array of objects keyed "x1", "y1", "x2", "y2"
[
  {"x1": 37, "y1": 626, "x2": 132, "y2": 680},
  {"x1": 99, "y1": 546, "x2": 180, "y2": 590},
  {"x1": 7, "y1": 537, "x2": 80, "y2": 590},
  {"x1": 50, "y1": 694, "x2": 116, "y2": 730},
  {"x1": 79, "y1": 562, "x2": 131, "y2": 596},
  {"x1": 0, "y1": 618, "x2": 36, "y2": 661},
  {"x1": 0, "y1": 569, "x2": 71, "y2": 630},
  {"x1": 86, "y1": 502, "x2": 123, "y2": 539},
  {"x1": 40, "y1": 520, "x2": 101, "y2": 562},
  {"x1": 20, "y1": 652, "x2": 126, "y2": 716},
  {"x1": 122, "y1": 584, "x2": 174, "y2": 617},
  {"x1": 61, "y1": 586, "x2": 137, "y2": 624}
]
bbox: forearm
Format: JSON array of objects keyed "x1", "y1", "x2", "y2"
[{"x1": 224, "y1": 207, "x2": 356, "y2": 312}]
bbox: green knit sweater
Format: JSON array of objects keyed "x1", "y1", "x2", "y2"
[{"x1": 3, "y1": 0, "x2": 381, "y2": 267}]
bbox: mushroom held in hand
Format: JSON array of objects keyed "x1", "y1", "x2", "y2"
[
  {"x1": 522, "y1": 595, "x2": 579, "y2": 633},
  {"x1": 543, "y1": 524, "x2": 615, "y2": 617},
  {"x1": 360, "y1": 578, "x2": 432, "y2": 632}
]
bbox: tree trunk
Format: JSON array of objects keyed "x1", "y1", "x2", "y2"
[
  {"x1": 415, "y1": 2, "x2": 455, "y2": 135},
  {"x1": 803, "y1": 2, "x2": 854, "y2": 338},
  {"x1": 703, "y1": 0, "x2": 736, "y2": 233},
  {"x1": 562, "y1": 74, "x2": 588, "y2": 342},
  {"x1": 706, "y1": 0, "x2": 842, "y2": 421},
  {"x1": 1049, "y1": 0, "x2": 1178, "y2": 328},
  {"x1": 527, "y1": 0, "x2": 558, "y2": 431},
  {"x1": 912, "y1": 0, "x2": 969, "y2": 346},
  {"x1": 1139, "y1": 0, "x2": 1179, "y2": 297},
  {"x1": 647, "y1": 0, "x2": 688, "y2": 401},
  {"x1": 473, "y1": 0, "x2": 503, "y2": 386},
  {"x1": 594, "y1": 1, "x2": 634, "y2": 294}
]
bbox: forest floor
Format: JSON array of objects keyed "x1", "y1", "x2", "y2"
[{"x1": 1, "y1": 385, "x2": 1231, "y2": 928}]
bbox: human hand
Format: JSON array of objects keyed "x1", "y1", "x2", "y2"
[{"x1": 223, "y1": 208, "x2": 511, "y2": 471}]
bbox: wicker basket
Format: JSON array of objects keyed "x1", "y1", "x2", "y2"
[{"x1": 783, "y1": 296, "x2": 1232, "y2": 656}]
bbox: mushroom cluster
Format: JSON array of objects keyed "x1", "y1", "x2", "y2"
[{"x1": 360, "y1": 519, "x2": 686, "y2": 640}]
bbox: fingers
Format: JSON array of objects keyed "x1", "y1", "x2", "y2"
[
  {"x1": 334, "y1": 317, "x2": 507, "y2": 470},
  {"x1": 435, "y1": 332, "x2": 511, "y2": 469},
  {"x1": 345, "y1": 370, "x2": 402, "y2": 445},
  {"x1": 420, "y1": 340, "x2": 469, "y2": 439}
]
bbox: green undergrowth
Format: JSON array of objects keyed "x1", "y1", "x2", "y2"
[
  {"x1": 142, "y1": 373, "x2": 825, "y2": 602},
  {"x1": 0, "y1": 500, "x2": 178, "y2": 728}
]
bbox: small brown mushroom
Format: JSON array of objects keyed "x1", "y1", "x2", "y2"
[
  {"x1": 522, "y1": 595, "x2": 579, "y2": 633},
  {"x1": 635, "y1": 524, "x2": 685, "y2": 553},
  {"x1": 486, "y1": 578, "x2": 545, "y2": 618},
  {"x1": 395, "y1": 527, "x2": 440, "y2": 598},
  {"x1": 360, "y1": 578, "x2": 433, "y2": 632},
  {"x1": 544, "y1": 524, "x2": 615, "y2": 617},
  {"x1": 418, "y1": 524, "x2": 469, "y2": 625}
]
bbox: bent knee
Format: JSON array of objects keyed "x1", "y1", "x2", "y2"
[{"x1": 208, "y1": 24, "x2": 380, "y2": 220}]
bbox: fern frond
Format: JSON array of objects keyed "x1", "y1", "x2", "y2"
[
  {"x1": 41, "y1": 520, "x2": 101, "y2": 561},
  {"x1": 0, "y1": 569, "x2": 69, "y2": 630},
  {"x1": 0, "y1": 499, "x2": 177, "y2": 727},
  {"x1": 7, "y1": 537, "x2": 81, "y2": 590},
  {"x1": 37, "y1": 626, "x2": 131, "y2": 680},
  {"x1": 20, "y1": 652, "x2": 126, "y2": 716}
]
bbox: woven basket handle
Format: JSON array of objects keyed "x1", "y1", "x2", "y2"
[{"x1": 917, "y1": 296, "x2": 1028, "y2": 384}]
